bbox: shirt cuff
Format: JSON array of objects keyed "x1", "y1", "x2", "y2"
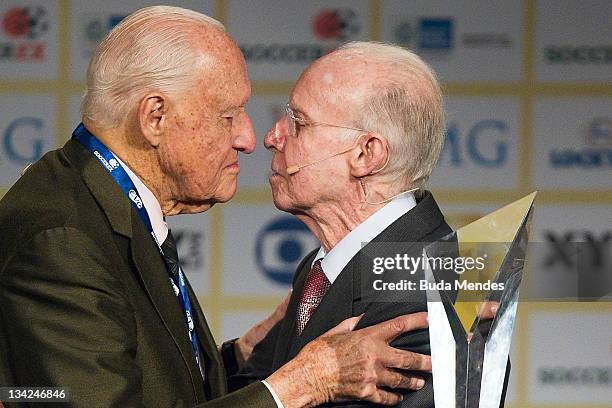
[{"x1": 261, "y1": 380, "x2": 285, "y2": 408}]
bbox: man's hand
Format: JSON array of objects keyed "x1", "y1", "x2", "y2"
[
  {"x1": 478, "y1": 301, "x2": 499, "y2": 320},
  {"x1": 234, "y1": 291, "x2": 292, "y2": 365},
  {"x1": 468, "y1": 301, "x2": 500, "y2": 343},
  {"x1": 266, "y1": 312, "x2": 431, "y2": 408}
]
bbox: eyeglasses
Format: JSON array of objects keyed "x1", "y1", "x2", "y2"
[{"x1": 285, "y1": 104, "x2": 367, "y2": 137}]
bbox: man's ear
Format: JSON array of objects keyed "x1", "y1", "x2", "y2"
[
  {"x1": 138, "y1": 93, "x2": 166, "y2": 147},
  {"x1": 349, "y1": 133, "x2": 390, "y2": 178}
]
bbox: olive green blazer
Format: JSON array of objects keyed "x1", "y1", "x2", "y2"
[{"x1": 0, "y1": 139, "x2": 275, "y2": 408}]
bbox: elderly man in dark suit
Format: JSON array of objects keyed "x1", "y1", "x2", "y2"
[
  {"x1": 232, "y1": 41, "x2": 508, "y2": 407},
  {"x1": 0, "y1": 7, "x2": 437, "y2": 408}
]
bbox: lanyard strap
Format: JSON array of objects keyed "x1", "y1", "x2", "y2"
[{"x1": 72, "y1": 123, "x2": 204, "y2": 378}]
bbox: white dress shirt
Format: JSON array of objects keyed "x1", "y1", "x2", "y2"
[
  {"x1": 313, "y1": 193, "x2": 418, "y2": 283},
  {"x1": 114, "y1": 155, "x2": 284, "y2": 408}
]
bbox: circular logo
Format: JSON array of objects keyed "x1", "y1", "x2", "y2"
[
  {"x1": 312, "y1": 8, "x2": 360, "y2": 41},
  {"x1": 2, "y1": 7, "x2": 48, "y2": 39},
  {"x1": 255, "y1": 216, "x2": 318, "y2": 285}
]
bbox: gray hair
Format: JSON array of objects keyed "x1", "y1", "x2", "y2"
[
  {"x1": 81, "y1": 6, "x2": 224, "y2": 129},
  {"x1": 336, "y1": 41, "x2": 445, "y2": 189}
]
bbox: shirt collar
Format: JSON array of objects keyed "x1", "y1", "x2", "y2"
[
  {"x1": 113, "y1": 155, "x2": 168, "y2": 244},
  {"x1": 313, "y1": 193, "x2": 417, "y2": 284}
]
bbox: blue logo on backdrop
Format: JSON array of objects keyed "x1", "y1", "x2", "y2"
[
  {"x1": 441, "y1": 120, "x2": 509, "y2": 167},
  {"x1": 419, "y1": 19, "x2": 454, "y2": 50},
  {"x1": 549, "y1": 117, "x2": 612, "y2": 168},
  {"x1": 81, "y1": 14, "x2": 126, "y2": 59},
  {"x1": 3, "y1": 117, "x2": 44, "y2": 165},
  {"x1": 256, "y1": 216, "x2": 318, "y2": 285},
  {"x1": 393, "y1": 18, "x2": 454, "y2": 52},
  {"x1": 84, "y1": 14, "x2": 125, "y2": 43}
]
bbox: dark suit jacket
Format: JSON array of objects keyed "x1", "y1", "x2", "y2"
[
  {"x1": 232, "y1": 192, "x2": 454, "y2": 407},
  {"x1": 0, "y1": 139, "x2": 275, "y2": 407}
]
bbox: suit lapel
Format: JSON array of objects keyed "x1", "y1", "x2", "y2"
[
  {"x1": 62, "y1": 140, "x2": 206, "y2": 402},
  {"x1": 184, "y1": 278, "x2": 226, "y2": 400},
  {"x1": 130, "y1": 217, "x2": 207, "y2": 402}
]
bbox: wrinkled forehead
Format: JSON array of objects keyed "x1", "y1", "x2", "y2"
[
  {"x1": 192, "y1": 28, "x2": 250, "y2": 103},
  {"x1": 290, "y1": 55, "x2": 380, "y2": 120}
]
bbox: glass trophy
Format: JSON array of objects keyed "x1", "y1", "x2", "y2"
[{"x1": 424, "y1": 192, "x2": 536, "y2": 408}]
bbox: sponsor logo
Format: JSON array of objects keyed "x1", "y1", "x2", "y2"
[
  {"x1": 538, "y1": 366, "x2": 612, "y2": 386},
  {"x1": 2, "y1": 6, "x2": 48, "y2": 39},
  {"x1": 543, "y1": 230, "x2": 611, "y2": 269},
  {"x1": 170, "y1": 277, "x2": 180, "y2": 296},
  {"x1": 440, "y1": 119, "x2": 509, "y2": 167},
  {"x1": 128, "y1": 189, "x2": 143, "y2": 209},
  {"x1": 586, "y1": 117, "x2": 612, "y2": 147},
  {"x1": 174, "y1": 230, "x2": 205, "y2": 271},
  {"x1": 186, "y1": 310, "x2": 194, "y2": 332},
  {"x1": 549, "y1": 117, "x2": 612, "y2": 168},
  {"x1": 540, "y1": 230, "x2": 612, "y2": 300},
  {"x1": 544, "y1": 45, "x2": 612, "y2": 64},
  {"x1": 312, "y1": 9, "x2": 360, "y2": 41},
  {"x1": 0, "y1": 6, "x2": 49, "y2": 62},
  {"x1": 2, "y1": 117, "x2": 44, "y2": 165},
  {"x1": 93, "y1": 150, "x2": 120, "y2": 172},
  {"x1": 255, "y1": 216, "x2": 318, "y2": 285},
  {"x1": 80, "y1": 14, "x2": 126, "y2": 59},
  {"x1": 240, "y1": 8, "x2": 361, "y2": 64},
  {"x1": 393, "y1": 18, "x2": 454, "y2": 52},
  {"x1": 240, "y1": 44, "x2": 325, "y2": 63},
  {"x1": 461, "y1": 32, "x2": 513, "y2": 49}
]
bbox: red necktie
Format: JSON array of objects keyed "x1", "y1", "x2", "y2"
[{"x1": 296, "y1": 259, "x2": 331, "y2": 335}]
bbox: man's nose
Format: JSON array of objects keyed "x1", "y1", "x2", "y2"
[
  {"x1": 264, "y1": 116, "x2": 288, "y2": 152},
  {"x1": 233, "y1": 114, "x2": 256, "y2": 154}
]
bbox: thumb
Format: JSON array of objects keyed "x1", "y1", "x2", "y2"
[{"x1": 323, "y1": 314, "x2": 364, "y2": 336}]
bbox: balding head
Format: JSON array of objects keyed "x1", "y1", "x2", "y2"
[
  {"x1": 81, "y1": 6, "x2": 231, "y2": 129},
  {"x1": 294, "y1": 41, "x2": 445, "y2": 189}
]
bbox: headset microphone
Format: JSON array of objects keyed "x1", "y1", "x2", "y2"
[
  {"x1": 285, "y1": 141, "x2": 360, "y2": 175},
  {"x1": 284, "y1": 135, "x2": 417, "y2": 206},
  {"x1": 286, "y1": 165, "x2": 301, "y2": 175}
]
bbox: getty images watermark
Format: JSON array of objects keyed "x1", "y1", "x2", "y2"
[
  {"x1": 357, "y1": 241, "x2": 612, "y2": 303},
  {"x1": 371, "y1": 252, "x2": 505, "y2": 292}
]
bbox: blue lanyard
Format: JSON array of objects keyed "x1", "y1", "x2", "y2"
[{"x1": 72, "y1": 123, "x2": 204, "y2": 379}]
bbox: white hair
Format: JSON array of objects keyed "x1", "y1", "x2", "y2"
[
  {"x1": 81, "y1": 6, "x2": 224, "y2": 129},
  {"x1": 335, "y1": 41, "x2": 445, "y2": 189}
]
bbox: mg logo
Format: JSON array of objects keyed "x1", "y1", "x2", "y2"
[
  {"x1": 441, "y1": 119, "x2": 509, "y2": 167},
  {"x1": 255, "y1": 216, "x2": 319, "y2": 285},
  {"x1": 3, "y1": 117, "x2": 44, "y2": 165}
]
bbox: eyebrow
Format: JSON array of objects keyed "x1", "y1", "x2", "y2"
[
  {"x1": 221, "y1": 105, "x2": 246, "y2": 117},
  {"x1": 290, "y1": 104, "x2": 311, "y2": 121}
]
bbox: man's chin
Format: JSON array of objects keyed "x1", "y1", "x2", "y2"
[
  {"x1": 270, "y1": 190, "x2": 294, "y2": 213},
  {"x1": 215, "y1": 185, "x2": 237, "y2": 203}
]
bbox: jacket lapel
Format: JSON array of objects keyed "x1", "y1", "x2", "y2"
[
  {"x1": 130, "y1": 216, "x2": 207, "y2": 402},
  {"x1": 185, "y1": 279, "x2": 226, "y2": 400},
  {"x1": 62, "y1": 140, "x2": 206, "y2": 402}
]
